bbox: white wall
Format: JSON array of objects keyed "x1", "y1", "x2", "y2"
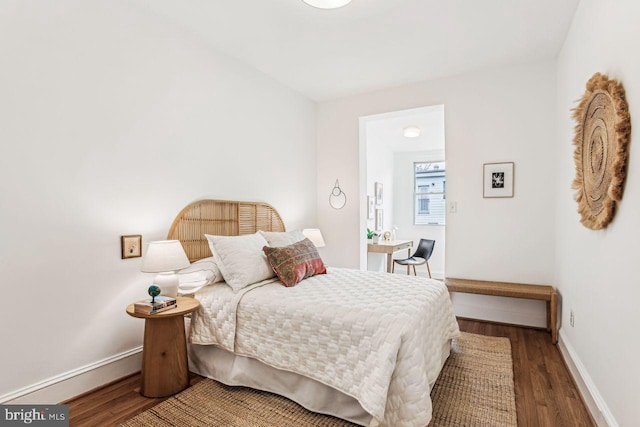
[
  {"x1": 365, "y1": 124, "x2": 395, "y2": 234},
  {"x1": 365, "y1": 122, "x2": 394, "y2": 271},
  {"x1": 0, "y1": 0, "x2": 316, "y2": 402},
  {"x1": 392, "y1": 150, "x2": 446, "y2": 279},
  {"x1": 318, "y1": 61, "x2": 556, "y2": 327},
  {"x1": 555, "y1": 1, "x2": 640, "y2": 425}
]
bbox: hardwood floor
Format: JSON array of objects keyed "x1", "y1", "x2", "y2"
[
  {"x1": 65, "y1": 373, "x2": 204, "y2": 426},
  {"x1": 456, "y1": 318, "x2": 594, "y2": 427},
  {"x1": 66, "y1": 319, "x2": 594, "y2": 426}
]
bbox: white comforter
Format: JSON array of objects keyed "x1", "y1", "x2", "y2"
[{"x1": 189, "y1": 267, "x2": 459, "y2": 427}]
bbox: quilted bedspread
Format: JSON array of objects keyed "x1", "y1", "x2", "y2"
[{"x1": 189, "y1": 267, "x2": 459, "y2": 427}]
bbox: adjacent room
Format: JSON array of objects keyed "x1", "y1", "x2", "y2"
[
  {"x1": 1, "y1": 1, "x2": 638, "y2": 426},
  {"x1": 363, "y1": 105, "x2": 446, "y2": 278}
]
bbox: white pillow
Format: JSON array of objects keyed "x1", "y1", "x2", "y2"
[
  {"x1": 176, "y1": 257, "x2": 222, "y2": 294},
  {"x1": 259, "y1": 230, "x2": 305, "y2": 248},
  {"x1": 205, "y1": 232, "x2": 275, "y2": 291}
]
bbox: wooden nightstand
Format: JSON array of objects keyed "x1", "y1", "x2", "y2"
[{"x1": 126, "y1": 296, "x2": 200, "y2": 397}]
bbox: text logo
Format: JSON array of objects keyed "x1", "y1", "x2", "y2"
[{"x1": 1, "y1": 405, "x2": 68, "y2": 426}]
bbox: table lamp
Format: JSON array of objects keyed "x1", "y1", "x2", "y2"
[
  {"x1": 302, "y1": 229, "x2": 326, "y2": 248},
  {"x1": 141, "y1": 240, "x2": 190, "y2": 297}
]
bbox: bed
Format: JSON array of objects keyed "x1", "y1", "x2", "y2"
[{"x1": 169, "y1": 199, "x2": 460, "y2": 427}]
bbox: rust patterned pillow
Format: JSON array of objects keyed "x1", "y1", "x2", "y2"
[{"x1": 263, "y1": 238, "x2": 327, "y2": 287}]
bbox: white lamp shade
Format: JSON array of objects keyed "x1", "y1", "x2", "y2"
[
  {"x1": 302, "y1": 229, "x2": 326, "y2": 248},
  {"x1": 141, "y1": 240, "x2": 190, "y2": 273},
  {"x1": 302, "y1": 0, "x2": 352, "y2": 9},
  {"x1": 141, "y1": 240, "x2": 190, "y2": 298}
]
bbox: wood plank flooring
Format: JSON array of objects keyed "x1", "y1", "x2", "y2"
[
  {"x1": 65, "y1": 319, "x2": 594, "y2": 426},
  {"x1": 457, "y1": 318, "x2": 594, "y2": 427}
]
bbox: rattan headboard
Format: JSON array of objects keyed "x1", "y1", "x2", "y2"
[{"x1": 167, "y1": 199, "x2": 285, "y2": 262}]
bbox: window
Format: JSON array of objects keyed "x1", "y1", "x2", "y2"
[{"x1": 414, "y1": 161, "x2": 446, "y2": 225}]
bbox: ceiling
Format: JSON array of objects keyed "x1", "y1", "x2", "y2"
[
  {"x1": 138, "y1": 0, "x2": 579, "y2": 102},
  {"x1": 366, "y1": 105, "x2": 445, "y2": 153}
]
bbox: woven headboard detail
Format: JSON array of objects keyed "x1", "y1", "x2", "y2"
[{"x1": 167, "y1": 199, "x2": 286, "y2": 262}]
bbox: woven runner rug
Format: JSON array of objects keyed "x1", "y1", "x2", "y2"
[{"x1": 120, "y1": 332, "x2": 516, "y2": 427}]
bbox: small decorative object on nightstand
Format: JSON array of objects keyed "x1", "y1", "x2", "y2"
[
  {"x1": 126, "y1": 297, "x2": 200, "y2": 397},
  {"x1": 148, "y1": 285, "x2": 161, "y2": 303}
]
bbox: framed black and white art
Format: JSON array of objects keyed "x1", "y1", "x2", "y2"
[{"x1": 483, "y1": 162, "x2": 514, "y2": 198}]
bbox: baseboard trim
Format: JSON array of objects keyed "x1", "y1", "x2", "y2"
[
  {"x1": 0, "y1": 346, "x2": 142, "y2": 404},
  {"x1": 558, "y1": 329, "x2": 618, "y2": 427}
]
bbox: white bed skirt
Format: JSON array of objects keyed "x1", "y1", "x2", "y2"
[{"x1": 187, "y1": 318, "x2": 451, "y2": 426}]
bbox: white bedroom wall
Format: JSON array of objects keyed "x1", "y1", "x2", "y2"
[
  {"x1": 317, "y1": 61, "x2": 556, "y2": 327},
  {"x1": 0, "y1": 0, "x2": 316, "y2": 402},
  {"x1": 555, "y1": 0, "x2": 640, "y2": 425},
  {"x1": 365, "y1": 123, "x2": 394, "y2": 272}
]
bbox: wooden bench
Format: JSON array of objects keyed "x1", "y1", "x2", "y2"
[{"x1": 444, "y1": 278, "x2": 558, "y2": 344}]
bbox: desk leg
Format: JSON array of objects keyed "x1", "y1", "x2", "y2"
[{"x1": 386, "y1": 253, "x2": 393, "y2": 273}]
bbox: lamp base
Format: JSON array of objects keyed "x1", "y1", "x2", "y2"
[{"x1": 153, "y1": 272, "x2": 179, "y2": 298}]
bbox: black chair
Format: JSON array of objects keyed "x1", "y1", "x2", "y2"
[{"x1": 392, "y1": 239, "x2": 435, "y2": 278}]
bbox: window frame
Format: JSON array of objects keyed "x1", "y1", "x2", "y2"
[{"x1": 413, "y1": 161, "x2": 446, "y2": 226}]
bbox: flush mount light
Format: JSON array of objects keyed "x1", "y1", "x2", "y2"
[
  {"x1": 302, "y1": 0, "x2": 352, "y2": 9},
  {"x1": 403, "y1": 126, "x2": 421, "y2": 138}
]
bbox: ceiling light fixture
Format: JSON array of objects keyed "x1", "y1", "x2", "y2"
[
  {"x1": 302, "y1": 0, "x2": 352, "y2": 9},
  {"x1": 403, "y1": 126, "x2": 421, "y2": 138}
]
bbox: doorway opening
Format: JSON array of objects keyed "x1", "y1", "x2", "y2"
[{"x1": 358, "y1": 105, "x2": 446, "y2": 277}]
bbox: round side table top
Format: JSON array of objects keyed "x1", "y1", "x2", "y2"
[{"x1": 126, "y1": 296, "x2": 200, "y2": 319}]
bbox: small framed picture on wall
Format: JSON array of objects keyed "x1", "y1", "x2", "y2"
[
  {"x1": 375, "y1": 208, "x2": 384, "y2": 231},
  {"x1": 367, "y1": 196, "x2": 375, "y2": 219},
  {"x1": 375, "y1": 182, "x2": 383, "y2": 205},
  {"x1": 121, "y1": 235, "x2": 142, "y2": 259},
  {"x1": 483, "y1": 162, "x2": 515, "y2": 198}
]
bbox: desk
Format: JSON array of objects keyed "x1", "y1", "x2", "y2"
[{"x1": 367, "y1": 239, "x2": 413, "y2": 273}]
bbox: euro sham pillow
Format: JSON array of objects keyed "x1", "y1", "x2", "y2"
[
  {"x1": 176, "y1": 257, "x2": 222, "y2": 294},
  {"x1": 262, "y1": 238, "x2": 327, "y2": 287},
  {"x1": 205, "y1": 232, "x2": 275, "y2": 291},
  {"x1": 258, "y1": 229, "x2": 305, "y2": 248}
]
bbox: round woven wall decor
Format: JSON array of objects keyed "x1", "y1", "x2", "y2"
[{"x1": 572, "y1": 73, "x2": 631, "y2": 230}]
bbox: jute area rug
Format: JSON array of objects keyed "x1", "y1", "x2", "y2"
[{"x1": 120, "y1": 332, "x2": 516, "y2": 427}]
